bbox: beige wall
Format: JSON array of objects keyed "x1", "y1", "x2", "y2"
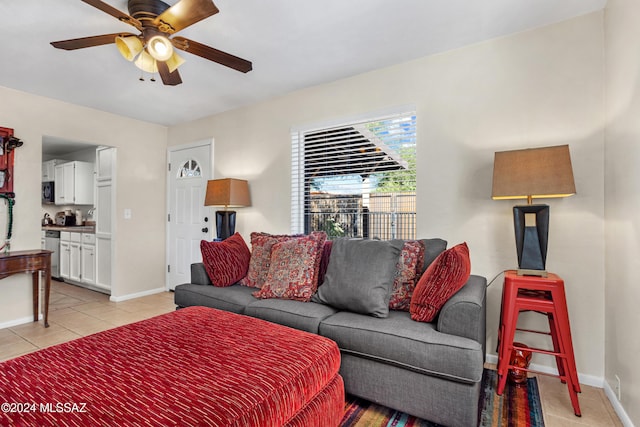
[
  {"x1": 605, "y1": 0, "x2": 640, "y2": 424},
  {"x1": 0, "y1": 86, "x2": 168, "y2": 325},
  {"x1": 169, "y1": 13, "x2": 606, "y2": 379}
]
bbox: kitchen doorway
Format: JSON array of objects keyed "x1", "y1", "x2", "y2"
[{"x1": 42, "y1": 136, "x2": 116, "y2": 295}]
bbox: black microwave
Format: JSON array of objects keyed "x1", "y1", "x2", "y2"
[{"x1": 42, "y1": 181, "x2": 55, "y2": 204}]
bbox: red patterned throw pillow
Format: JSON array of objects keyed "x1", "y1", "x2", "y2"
[
  {"x1": 410, "y1": 242, "x2": 471, "y2": 322},
  {"x1": 239, "y1": 232, "x2": 302, "y2": 288},
  {"x1": 388, "y1": 240, "x2": 426, "y2": 311},
  {"x1": 253, "y1": 233, "x2": 327, "y2": 301},
  {"x1": 200, "y1": 232, "x2": 251, "y2": 287}
]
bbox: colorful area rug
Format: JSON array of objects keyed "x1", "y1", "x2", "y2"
[{"x1": 340, "y1": 369, "x2": 545, "y2": 427}]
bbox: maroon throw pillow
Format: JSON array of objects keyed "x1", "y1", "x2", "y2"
[
  {"x1": 239, "y1": 232, "x2": 304, "y2": 288},
  {"x1": 410, "y1": 242, "x2": 471, "y2": 322},
  {"x1": 252, "y1": 232, "x2": 327, "y2": 301},
  {"x1": 200, "y1": 232, "x2": 251, "y2": 287},
  {"x1": 317, "y1": 240, "x2": 333, "y2": 287},
  {"x1": 388, "y1": 240, "x2": 425, "y2": 311}
]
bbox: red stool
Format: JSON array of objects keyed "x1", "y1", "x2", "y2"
[{"x1": 496, "y1": 270, "x2": 581, "y2": 416}]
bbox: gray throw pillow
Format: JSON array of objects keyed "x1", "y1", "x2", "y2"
[{"x1": 312, "y1": 238, "x2": 402, "y2": 318}]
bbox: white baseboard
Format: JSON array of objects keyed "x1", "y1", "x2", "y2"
[
  {"x1": 486, "y1": 353, "x2": 635, "y2": 426},
  {"x1": 603, "y1": 379, "x2": 636, "y2": 427},
  {"x1": 0, "y1": 315, "x2": 40, "y2": 330},
  {"x1": 109, "y1": 287, "x2": 166, "y2": 302}
]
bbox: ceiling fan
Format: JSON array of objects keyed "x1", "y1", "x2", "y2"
[{"x1": 51, "y1": 0, "x2": 252, "y2": 86}]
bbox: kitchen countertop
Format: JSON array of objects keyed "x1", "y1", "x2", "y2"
[{"x1": 42, "y1": 225, "x2": 95, "y2": 233}]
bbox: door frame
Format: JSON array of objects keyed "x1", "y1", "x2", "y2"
[{"x1": 165, "y1": 138, "x2": 214, "y2": 291}]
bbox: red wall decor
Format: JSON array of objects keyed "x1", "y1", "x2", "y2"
[{"x1": 0, "y1": 127, "x2": 22, "y2": 198}]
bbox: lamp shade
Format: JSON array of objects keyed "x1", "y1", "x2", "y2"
[
  {"x1": 204, "y1": 178, "x2": 251, "y2": 208},
  {"x1": 134, "y1": 51, "x2": 158, "y2": 73},
  {"x1": 492, "y1": 145, "x2": 576, "y2": 203},
  {"x1": 115, "y1": 35, "x2": 143, "y2": 61},
  {"x1": 147, "y1": 35, "x2": 174, "y2": 61},
  {"x1": 165, "y1": 51, "x2": 186, "y2": 73}
]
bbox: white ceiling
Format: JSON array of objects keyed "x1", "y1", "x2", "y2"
[{"x1": 1, "y1": 0, "x2": 606, "y2": 127}]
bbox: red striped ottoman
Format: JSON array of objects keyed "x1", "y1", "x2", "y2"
[{"x1": 0, "y1": 306, "x2": 344, "y2": 426}]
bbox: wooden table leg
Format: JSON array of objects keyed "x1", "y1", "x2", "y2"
[
  {"x1": 32, "y1": 272, "x2": 39, "y2": 323},
  {"x1": 43, "y1": 262, "x2": 51, "y2": 328}
]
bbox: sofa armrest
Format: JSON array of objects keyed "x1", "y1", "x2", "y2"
[
  {"x1": 190, "y1": 263, "x2": 213, "y2": 286},
  {"x1": 437, "y1": 274, "x2": 487, "y2": 355}
]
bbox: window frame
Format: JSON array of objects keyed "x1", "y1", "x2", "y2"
[{"x1": 291, "y1": 107, "x2": 417, "y2": 239}]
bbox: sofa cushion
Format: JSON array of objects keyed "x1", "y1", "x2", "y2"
[
  {"x1": 245, "y1": 299, "x2": 339, "y2": 334},
  {"x1": 419, "y1": 238, "x2": 448, "y2": 274},
  {"x1": 253, "y1": 233, "x2": 327, "y2": 301},
  {"x1": 200, "y1": 233, "x2": 251, "y2": 287},
  {"x1": 174, "y1": 283, "x2": 257, "y2": 314},
  {"x1": 312, "y1": 239, "x2": 402, "y2": 318},
  {"x1": 319, "y1": 310, "x2": 483, "y2": 384},
  {"x1": 410, "y1": 242, "x2": 471, "y2": 323}
]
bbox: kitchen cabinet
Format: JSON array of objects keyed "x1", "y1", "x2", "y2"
[
  {"x1": 60, "y1": 232, "x2": 82, "y2": 282},
  {"x1": 96, "y1": 147, "x2": 114, "y2": 181},
  {"x1": 59, "y1": 231, "x2": 97, "y2": 289},
  {"x1": 69, "y1": 242, "x2": 81, "y2": 282},
  {"x1": 42, "y1": 159, "x2": 63, "y2": 182},
  {"x1": 81, "y1": 233, "x2": 96, "y2": 286},
  {"x1": 95, "y1": 147, "x2": 115, "y2": 292},
  {"x1": 54, "y1": 161, "x2": 94, "y2": 205},
  {"x1": 60, "y1": 232, "x2": 70, "y2": 279}
]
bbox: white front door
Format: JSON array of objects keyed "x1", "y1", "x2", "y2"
[{"x1": 167, "y1": 141, "x2": 213, "y2": 290}]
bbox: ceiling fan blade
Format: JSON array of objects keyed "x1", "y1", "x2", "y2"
[
  {"x1": 157, "y1": 61, "x2": 183, "y2": 86},
  {"x1": 172, "y1": 37, "x2": 252, "y2": 73},
  {"x1": 153, "y1": 0, "x2": 219, "y2": 34},
  {"x1": 81, "y1": 0, "x2": 141, "y2": 29},
  {"x1": 51, "y1": 33, "x2": 136, "y2": 50}
]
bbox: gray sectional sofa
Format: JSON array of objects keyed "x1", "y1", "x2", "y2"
[{"x1": 174, "y1": 248, "x2": 487, "y2": 427}]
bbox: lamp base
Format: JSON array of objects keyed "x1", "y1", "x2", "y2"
[
  {"x1": 517, "y1": 268, "x2": 548, "y2": 278},
  {"x1": 513, "y1": 204, "x2": 549, "y2": 271},
  {"x1": 215, "y1": 210, "x2": 236, "y2": 240}
]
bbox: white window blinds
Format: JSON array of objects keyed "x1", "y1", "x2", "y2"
[{"x1": 291, "y1": 110, "x2": 417, "y2": 239}]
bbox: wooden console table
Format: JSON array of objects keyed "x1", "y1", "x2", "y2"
[{"x1": 0, "y1": 250, "x2": 52, "y2": 327}]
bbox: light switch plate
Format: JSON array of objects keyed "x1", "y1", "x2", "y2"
[{"x1": 124, "y1": 208, "x2": 132, "y2": 219}]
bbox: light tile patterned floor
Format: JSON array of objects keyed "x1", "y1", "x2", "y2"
[{"x1": 0, "y1": 281, "x2": 625, "y2": 426}]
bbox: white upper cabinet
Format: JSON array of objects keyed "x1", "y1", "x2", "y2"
[
  {"x1": 54, "y1": 161, "x2": 94, "y2": 205},
  {"x1": 96, "y1": 147, "x2": 113, "y2": 181},
  {"x1": 42, "y1": 159, "x2": 63, "y2": 182}
]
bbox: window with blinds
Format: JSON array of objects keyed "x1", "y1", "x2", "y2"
[{"x1": 291, "y1": 111, "x2": 417, "y2": 240}]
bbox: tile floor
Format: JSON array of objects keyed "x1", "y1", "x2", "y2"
[{"x1": 0, "y1": 281, "x2": 624, "y2": 426}]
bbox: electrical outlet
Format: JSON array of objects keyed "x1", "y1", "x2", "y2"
[{"x1": 615, "y1": 375, "x2": 621, "y2": 401}]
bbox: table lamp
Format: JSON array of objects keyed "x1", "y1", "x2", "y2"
[
  {"x1": 204, "y1": 178, "x2": 251, "y2": 240},
  {"x1": 491, "y1": 145, "x2": 576, "y2": 276}
]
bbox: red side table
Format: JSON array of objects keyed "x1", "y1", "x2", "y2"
[{"x1": 496, "y1": 270, "x2": 581, "y2": 416}]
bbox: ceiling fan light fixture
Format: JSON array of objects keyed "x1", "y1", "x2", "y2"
[
  {"x1": 166, "y1": 52, "x2": 186, "y2": 73},
  {"x1": 147, "y1": 35, "x2": 173, "y2": 61},
  {"x1": 134, "y1": 50, "x2": 158, "y2": 73},
  {"x1": 115, "y1": 35, "x2": 143, "y2": 61}
]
